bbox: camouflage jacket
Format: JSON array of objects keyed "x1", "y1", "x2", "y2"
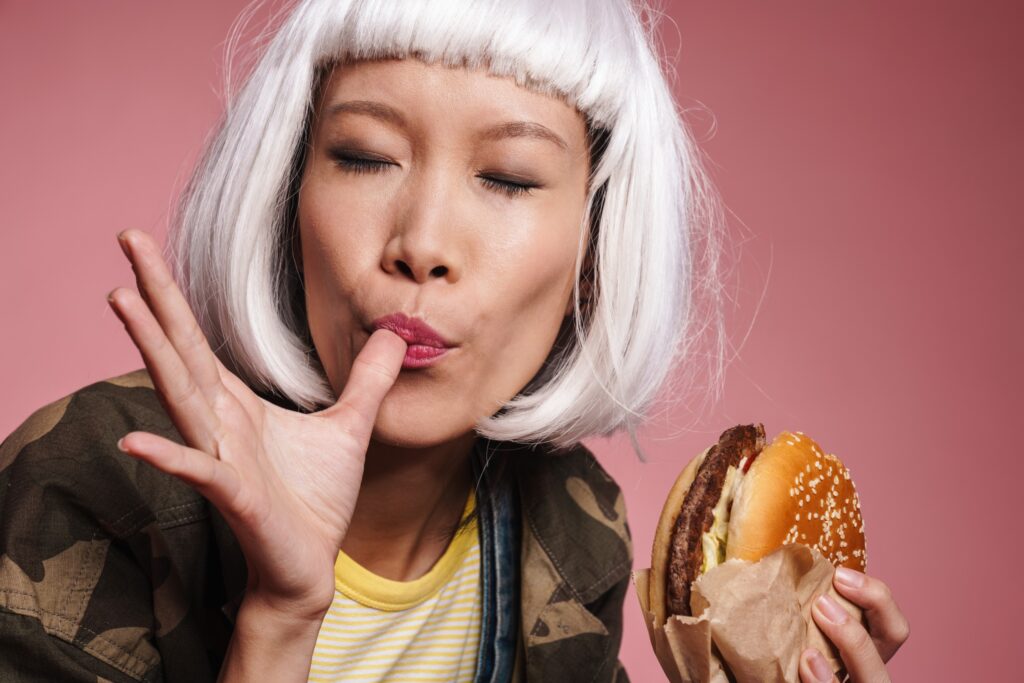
[{"x1": 0, "y1": 371, "x2": 633, "y2": 682}]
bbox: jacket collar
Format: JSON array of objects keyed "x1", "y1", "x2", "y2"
[{"x1": 514, "y1": 441, "x2": 632, "y2": 605}]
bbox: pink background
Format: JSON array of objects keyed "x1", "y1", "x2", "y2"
[{"x1": 2, "y1": 1, "x2": 1020, "y2": 680}]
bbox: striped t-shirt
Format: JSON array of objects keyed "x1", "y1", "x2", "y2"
[{"x1": 308, "y1": 489, "x2": 481, "y2": 682}]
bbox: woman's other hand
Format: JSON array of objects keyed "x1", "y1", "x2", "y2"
[
  {"x1": 799, "y1": 568, "x2": 910, "y2": 682},
  {"x1": 106, "y1": 228, "x2": 407, "y2": 622}
]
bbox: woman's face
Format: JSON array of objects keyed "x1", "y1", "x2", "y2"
[{"x1": 298, "y1": 58, "x2": 591, "y2": 448}]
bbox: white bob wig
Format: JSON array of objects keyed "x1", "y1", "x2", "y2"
[{"x1": 169, "y1": 0, "x2": 726, "y2": 453}]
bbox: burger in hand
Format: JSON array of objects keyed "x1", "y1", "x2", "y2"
[{"x1": 649, "y1": 423, "x2": 867, "y2": 624}]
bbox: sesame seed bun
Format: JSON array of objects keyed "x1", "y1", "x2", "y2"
[{"x1": 727, "y1": 431, "x2": 867, "y2": 571}]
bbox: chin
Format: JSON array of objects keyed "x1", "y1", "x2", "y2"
[{"x1": 370, "y1": 393, "x2": 477, "y2": 449}]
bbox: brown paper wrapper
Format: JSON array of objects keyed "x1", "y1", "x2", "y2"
[{"x1": 633, "y1": 544, "x2": 862, "y2": 683}]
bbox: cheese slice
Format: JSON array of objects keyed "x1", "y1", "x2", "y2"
[{"x1": 700, "y1": 460, "x2": 747, "y2": 574}]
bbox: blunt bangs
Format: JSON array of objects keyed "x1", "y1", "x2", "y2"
[{"x1": 169, "y1": 0, "x2": 726, "y2": 454}]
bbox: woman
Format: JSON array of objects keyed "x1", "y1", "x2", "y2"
[{"x1": 0, "y1": 0, "x2": 907, "y2": 681}]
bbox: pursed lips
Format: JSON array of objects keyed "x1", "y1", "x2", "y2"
[
  {"x1": 371, "y1": 312, "x2": 451, "y2": 347},
  {"x1": 370, "y1": 312, "x2": 455, "y2": 368}
]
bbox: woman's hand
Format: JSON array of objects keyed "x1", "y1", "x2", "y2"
[
  {"x1": 106, "y1": 229, "x2": 406, "y2": 622},
  {"x1": 799, "y1": 567, "x2": 910, "y2": 682}
]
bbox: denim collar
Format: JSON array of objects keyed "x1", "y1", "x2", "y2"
[{"x1": 471, "y1": 438, "x2": 521, "y2": 683}]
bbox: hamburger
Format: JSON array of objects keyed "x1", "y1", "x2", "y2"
[{"x1": 649, "y1": 423, "x2": 867, "y2": 623}]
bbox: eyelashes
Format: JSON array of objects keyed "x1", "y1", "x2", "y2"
[{"x1": 329, "y1": 153, "x2": 538, "y2": 199}]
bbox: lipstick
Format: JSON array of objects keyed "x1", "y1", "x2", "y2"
[{"x1": 371, "y1": 313, "x2": 454, "y2": 369}]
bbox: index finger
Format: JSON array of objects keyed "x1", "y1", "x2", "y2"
[
  {"x1": 320, "y1": 329, "x2": 407, "y2": 438},
  {"x1": 117, "y1": 229, "x2": 226, "y2": 404},
  {"x1": 811, "y1": 593, "x2": 890, "y2": 683},
  {"x1": 833, "y1": 568, "x2": 910, "y2": 662}
]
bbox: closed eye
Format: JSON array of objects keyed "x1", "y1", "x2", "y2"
[
  {"x1": 479, "y1": 175, "x2": 537, "y2": 198},
  {"x1": 332, "y1": 154, "x2": 393, "y2": 175},
  {"x1": 330, "y1": 152, "x2": 538, "y2": 199}
]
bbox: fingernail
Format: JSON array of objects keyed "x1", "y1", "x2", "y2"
[
  {"x1": 116, "y1": 437, "x2": 127, "y2": 452},
  {"x1": 816, "y1": 594, "x2": 849, "y2": 625},
  {"x1": 805, "y1": 648, "x2": 833, "y2": 682},
  {"x1": 835, "y1": 567, "x2": 864, "y2": 588},
  {"x1": 116, "y1": 231, "x2": 131, "y2": 256}
]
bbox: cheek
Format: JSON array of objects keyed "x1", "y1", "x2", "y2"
[
  {"x1": 297, "y1": 178, "x2": 385, "y2": 395},
  {"x1": 300, "y1": 182, "x2": 379, "y2": 283},
  {"x1": 471, "y1": 207, "x2": 582, "y2": 395}
]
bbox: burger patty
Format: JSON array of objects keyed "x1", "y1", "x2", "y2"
[{"x1": 666, "y1": 423, "x2": 766, "y2": 616}]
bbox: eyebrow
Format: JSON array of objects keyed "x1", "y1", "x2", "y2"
[
  {"x1": 480, "y1": 120, "x2": 568, "y2": 151},
  {"x1": 326, "y1": 100, "x2": 406, "y2": 127},
  {"x1": 325, "y1": 99, "x2": 569, "y2": 152}
]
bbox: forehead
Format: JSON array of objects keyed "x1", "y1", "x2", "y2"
[{"x1": 313, "y1": 58, "x2": 589, "y2": 152}]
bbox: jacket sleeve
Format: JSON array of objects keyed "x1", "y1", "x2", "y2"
[
  {"x1": 583, "y1": 549, "x2": 632, "y2": 683},
  {"x1": 0, "y1": 378, "x2": 225, "y2": 682},
  {"x1": 0, "y1": 610, "x2": 146, "y2": 683}
]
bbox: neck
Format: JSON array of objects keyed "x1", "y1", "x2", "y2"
[{"x1": 340, "y1": 431, "x2": 477, "y2": 582}]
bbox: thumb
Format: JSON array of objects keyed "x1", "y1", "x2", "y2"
[{"x1": 322, "y1": 328, "x2": 406, "y2": 433}]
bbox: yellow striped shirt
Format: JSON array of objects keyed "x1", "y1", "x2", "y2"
[{"x1": 308, "y1": 490, "x2": 481, "y2": 682}]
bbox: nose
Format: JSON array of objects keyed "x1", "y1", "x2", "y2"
[
  {"x1": 384, "y1": 252, "x2": 450, "y2": 283},
  {"x1": 380, "y1": 172, "x2": 463, "y2": 284}
]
